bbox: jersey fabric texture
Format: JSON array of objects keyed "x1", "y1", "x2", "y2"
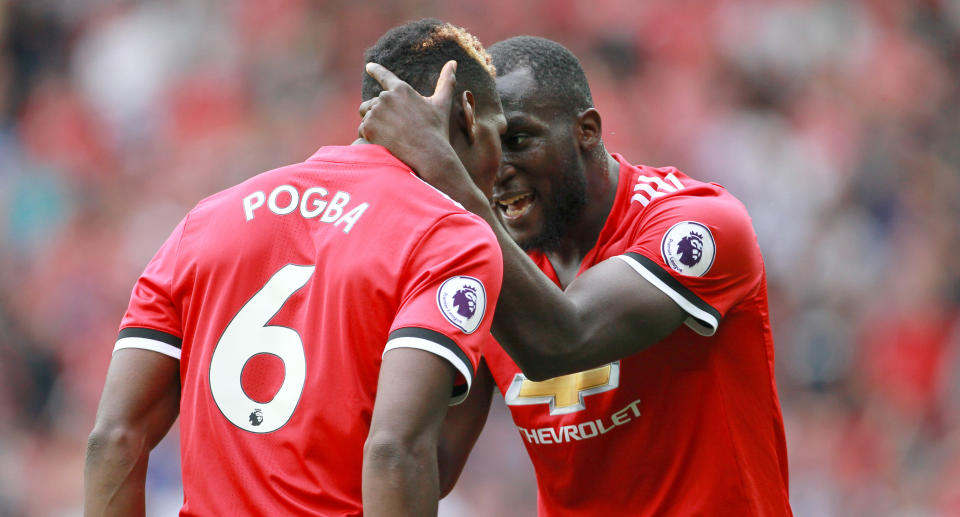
[
  {"x1": 115, "y1": 145, "x2": 503, "y2": 516},
  {"x1": 484, "y1": 154, "x2": 791, "y2": 516}
]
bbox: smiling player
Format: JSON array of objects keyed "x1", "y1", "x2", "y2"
[{"x1": 360, "y1": 36, "x2": 792, "y2": 516}]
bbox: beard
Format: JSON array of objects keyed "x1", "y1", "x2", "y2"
[{"x1": 519, "y1": 160, "x2": 588, "y2": 253}]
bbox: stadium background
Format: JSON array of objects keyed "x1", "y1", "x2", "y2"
[{"x1": 2, "y1": 1, "x2": 959, "y2": 515}]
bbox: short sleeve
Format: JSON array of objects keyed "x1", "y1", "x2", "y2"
[
  {"x1": 615, "y1": 193, "x2": 762, "y2": 336},
  {"x1": 384, "y1": 213, "x2": 503, "y2": 405},
  {"x1": 114, "y1": 216, "x2": 188, "y2": 359}
]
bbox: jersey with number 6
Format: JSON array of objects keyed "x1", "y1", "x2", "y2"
[
  {"x1": 115, "y1": 145, "x2": 502, "y2": 516},
  {"x1": 484, "y1": 154, "x2": 791, "y2": 516}
]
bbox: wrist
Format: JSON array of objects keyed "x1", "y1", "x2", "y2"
[
  {"x1": 402, "y1": 131, "x2": 452, "y2": 169},
  {"x1": 430, "y1": 152, "x2": 487, "y2": 204}
]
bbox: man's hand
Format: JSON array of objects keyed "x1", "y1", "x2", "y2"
[
  {"x1": 359, "y1": 60, "x2": 457, "y2": 145},
  {"x1": 359, "y1": 61, "x2": 473, "y2": 190}
]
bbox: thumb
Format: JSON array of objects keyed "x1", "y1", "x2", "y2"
[{"x1": 430, "y1": 60, "x2": 457, "y2": 107}]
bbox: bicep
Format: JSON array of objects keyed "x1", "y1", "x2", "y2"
[
  {"x1": 92, "y1": 348, "x2": 180, "y2": 446},
  {"x1": 564, "y1": 257, "x2": 685, "y2": 369},
  {"x1": 369, "y1": 347, "x2": 457, "y2": 444}
]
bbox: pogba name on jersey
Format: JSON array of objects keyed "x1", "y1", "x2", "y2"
[{"x1": 242, "y1": 184, "x2": 369, "y2": 233}]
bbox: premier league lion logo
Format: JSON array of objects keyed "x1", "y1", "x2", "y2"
[
  {"x1": 661, "y1": 221, "x2": 715, "y2": 277},
  {"x1": 676, "y1": 231, "x2": 704, "y2": 267},
  {"x1": 438, "y1": 276, "x2": 486, "y2": 333},
  {"x1": 452, "y1": 285, "x2": 478, "y2": 318},
  {"x1": 249, "y1": 408, "x2": 263, "y2": 426}
]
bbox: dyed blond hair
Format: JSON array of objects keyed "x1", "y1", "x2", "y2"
[{"x1": 362, "y1": 19, "x2": 499, "y2": 110}]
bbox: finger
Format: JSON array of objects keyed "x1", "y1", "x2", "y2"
[
  {"x1": 358, "y1": 97, "x2": 379, "y2": 118},
  {"x1": 365, "y1": 62, "x2": 404, "y2": 91},
  {"x1": 358, "y1": 116, "x2": 373, "y2": 140},
  {"x1": 431, "y1": 60, "x2": 457, "y2": 105}
]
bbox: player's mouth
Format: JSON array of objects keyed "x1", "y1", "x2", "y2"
[{"x1": 496, "y1": 191, "x2": 535, "y2": 220}]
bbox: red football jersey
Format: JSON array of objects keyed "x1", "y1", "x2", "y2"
[
  {"x1": 484, "y1": 154, "x2": 791, "y2": 516},
  {"x1": 115, "y1": 145, "x2": 502, "y2": 516}
]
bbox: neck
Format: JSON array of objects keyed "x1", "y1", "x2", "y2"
[{"x1": 547, "y1": 151, "x2": 620, "y2": 266}]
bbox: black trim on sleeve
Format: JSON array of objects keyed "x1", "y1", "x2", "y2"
[
  {"x1": 117, "y1": 327, "x2": 183, "y2": 349},
  {"x1": 388, "y1": 327, "x2": 475, "y2": 378},
  {"x1": 624, "y1": 252, "x2": 722, "y2": 329},
  {"x1": 451, "y1": 383, "x2": 468, "y2": 399}
]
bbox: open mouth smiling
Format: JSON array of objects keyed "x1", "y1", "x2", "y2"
[{"x1": 496, "y1": 191, "x2": 535, "y2": 220}]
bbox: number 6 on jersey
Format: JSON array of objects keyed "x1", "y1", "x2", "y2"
[{"x1": 209, "y1": 264, "x2": 314, "y2": 433}]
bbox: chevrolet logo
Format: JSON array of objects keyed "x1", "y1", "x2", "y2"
[{"x1": 504, "y1": 362, "x2": 619, "y2": 415}]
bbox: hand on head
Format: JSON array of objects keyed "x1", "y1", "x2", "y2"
[
  {"x1": 358, "y1": 60, "x2": 457, "y2": 148},
  {"x1": 358, "y1": 59, "x2": 495, "y2": 209}
]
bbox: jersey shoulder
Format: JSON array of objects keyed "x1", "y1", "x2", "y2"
[
  {"x1": 616, "y1": 157, "x2": 723, "y2": 207},
  {"x1": 613, "y1": 155, "x2": 754, "y2": 234}
]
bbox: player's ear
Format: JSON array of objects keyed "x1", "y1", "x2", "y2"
[
  {"x1": 456, "y1": 90, "x2": 477, "y2": 144},
  {"x1": 576, "y1": 108, "x2": 602, "y2": 151}
]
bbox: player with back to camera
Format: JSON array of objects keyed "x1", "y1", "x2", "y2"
[
  {"x1": 84, "y1": 19, "x2": 507, "y2": 517},
  {"x1": 360, "y1": 36, "x2": 793, "y2": 516}
]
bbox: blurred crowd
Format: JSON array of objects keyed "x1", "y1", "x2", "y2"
[{"x1": 2, "y1": 0, "x2": 959, "y2": 515}]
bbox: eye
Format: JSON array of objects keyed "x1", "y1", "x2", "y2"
[{"x1": 504, "y1": 133, "x2": 529, "y2": 148}]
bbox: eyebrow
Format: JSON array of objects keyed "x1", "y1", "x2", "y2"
[
  {"x1": 504, "y1": 113, "x2": 543, "y2": 130},
  {"x1": 504, "y1": 111, "x2": 530, "y2": 122}
]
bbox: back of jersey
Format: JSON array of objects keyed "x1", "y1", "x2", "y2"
[{"x1": 115, "y1": 145, "x2": 501, "y2": 516}]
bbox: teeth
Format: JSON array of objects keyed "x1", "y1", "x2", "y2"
[
  {"x1": 498, "y1": 192, "x2": 533, "y2": 219},
  {"x1": 505, "y1": 204, "x2": 527, "y2": 218},
  {"x1": 498, "y1": 193, "x2": 531, "y2": 206}
]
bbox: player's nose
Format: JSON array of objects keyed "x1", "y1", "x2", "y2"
[{"x1": 495, "y1": 161, "x2": 517, "y2": 186}]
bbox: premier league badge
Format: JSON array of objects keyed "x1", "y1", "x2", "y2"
[
  {"x1": 437, "y1": 276, "x2": 486, "y2": 333},
  {"x1": 660, "y1": 221, "x2": 716, "y2": 277}
]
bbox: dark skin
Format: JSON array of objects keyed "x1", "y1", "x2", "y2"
[
  {"x1": 84, "y1": 349, "x2": 179, "y2": 517},
  {"x1": 86, "y1": 69, "x2": 505, "y2": 516},
  {"x1": 360, "y1": 61, "x2": 685, "y2": 381},
  {"x1": 361, "y1": 349, "x2": 455, "y2": 516},
  {"x1": 493, "y1": 67, "x2": 618, "y2": 284}
]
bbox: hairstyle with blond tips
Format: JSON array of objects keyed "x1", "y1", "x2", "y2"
[{"x1": 362, "y1": 19, "x2": 499, "y2": 112}]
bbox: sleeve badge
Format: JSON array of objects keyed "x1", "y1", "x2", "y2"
[
  {"x1": 660, "y1": 221, "x2": 716, "y2": 277},
  {"x1": 436, "y1": 276, "x2": 487, "y2": 334}
]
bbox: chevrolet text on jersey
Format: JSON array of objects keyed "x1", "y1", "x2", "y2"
[
  {"x1": 517, "y1": 398, "x2": 642, "y2": 445},
  {"x1": 242, "y1": 184, "x2": 369, "y2": 232}
]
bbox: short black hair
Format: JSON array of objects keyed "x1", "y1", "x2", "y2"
[
  {"x1": 362, "y1": 19, "x2": 498, "y2": 110},
  {"x1": 489, "y1": 36, "x2": 593, "y2": 116}
]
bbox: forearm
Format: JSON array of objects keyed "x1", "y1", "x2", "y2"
[
  {"x1": 363, "y1": 441, "x2": 440, "y2": 516},
  {"x1": 84, "y1": 426, "x2": 149, "y2": 517},
  {"x1": 424, "y1": 153, "x2": 595, "y2": 379},
  {"x1": 490, "y1": 224, "x2": 599, "y2": 379},
  {"x1": 490, "y1": 233, "x2": 685, "y2": 379},
  {"x1": 427, "y1": 154, "x2": 681, "y2": 379}
]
